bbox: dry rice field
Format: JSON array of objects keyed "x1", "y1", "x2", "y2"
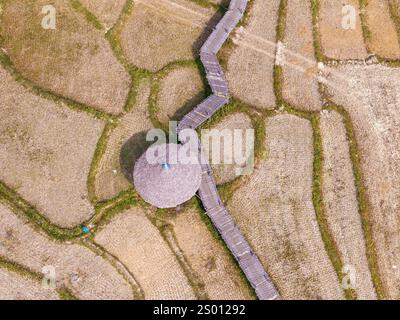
[
  {"x1": 320, "y1": 110, "x2": 376, "y2": 300},
  {"x1": 0, "y1": 66, "x2": 104, "y2": 227},
  {"x1": 121, "y1": 0, "x2": 217, "y2": 71},
  {"x1": 325, "y1": 64, "x2": 400, "y2": 299},
  {"x1": 227, "y1": 0, "x2": 279, "y2": 109},
  {"x1": 0, "y1": 0, "x2": 130, "y2": 114},
  {"x1": 157, "y1": 65, "x2": 205, "y2": 124},
  {"x1": 0, "y1": 204, "x2": 133, "y2": 299},
  {"x1": 95, "y1": 80, "x2": 153, "y2": 201},
  {"x1": 0, "y1": 268, "x2": 59, "y2": 300},
  {"x1": 364, "y1": 0, "x2": 400, "y2": 59},
  {"x1": 201, "y1": 112, "x2": 254, "y2": 185},
  {"x1": 227, "y1": 114, "x2": 344, "y2": 299},
  {"x1": 209, "y1": 0, "x2": 229, "y2": 6},
  {"x1": 2, "y1": 0, "x2": 400, "y2": 301},
  {"x1": 94, "y1": 206, "x2": 196, "y2": 300},
  {"x1": 165, "y1": 207, "x2": 253, "y2": 299},
  {"x1": 281, "y1": 0, "x2": 321, "y2": 111},
  {"x1": 79, "y1": 0, "x2": 126, "y2": 29},
  {"x1": 318, "y1": 0, "x2": 368, "y2": 60}
]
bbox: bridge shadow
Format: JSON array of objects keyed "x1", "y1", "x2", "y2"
[
  {"x1": 191, "y1": 10, "x2": 223, "y2": 57},
  {"x1": 170, "y1": 91, "x2": 206, "y2": 122},
  {"x1": 119, "y1": 130, "x2": 154, "y2": 184}
]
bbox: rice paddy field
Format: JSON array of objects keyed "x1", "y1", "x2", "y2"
[
  {"x1": 228, "y1": 114, "x2": 344, "y2": 299},
  {"x1": 1, "y1": 0, "x2": 400, "y2": 300},
  {"x1": 281, "y1": 0, "x2": 321, "y2": 111},
  {"x1": 0, "y1": 66, "x2": 104, "y2": 227},
  {"x1": 0, "y1": 0, "x2": 131, "y2": 115},
  {"x1": 94, "y1": 206, "x2": 196, "y2": 300},
  {"x1": 318, "y1": 0, "x2": 368, "y2": 60},
  {"x1": 202, "y1": 112, "x2": 254, "y2": 185},
  {"x1": 226, "y1": 0, "x2": 279, "y2": 109},
  {"x1": 0, "y1": 268, "x2": 59, "y2": 300},
  {"x1": 0, "y1": 203, "x2": 133, "y2": 299},
  {"x1": 156, "y1": 64, "x2": 205, "y2": 124},
  {"x1": 163, "y1": 207, "x2": 254, "y2": 299}
]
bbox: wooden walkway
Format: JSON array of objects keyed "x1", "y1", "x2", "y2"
[{"x1": 177, "y1": 0, "x2": 279, "y2": 300}]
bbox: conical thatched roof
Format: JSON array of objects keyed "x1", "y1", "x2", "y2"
[{"x1": 133, "y1": 143, "x2": 202, "y2": 208}]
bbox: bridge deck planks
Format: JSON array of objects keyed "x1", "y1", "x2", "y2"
[{"x1": 177, "y1": 0, "x2": 279, "y2": 300}]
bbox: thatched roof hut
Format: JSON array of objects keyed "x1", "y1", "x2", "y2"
[{"x1": 133, "y1": 143, "x2": 202, "y2": 208}]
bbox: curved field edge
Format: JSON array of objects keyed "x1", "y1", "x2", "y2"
[
  {"x1": 276, "y1": 0, "x2": 351, "y2": 298},
  {"x1": 181, "y1": 198, "x2": 259, "y2": 299},
  {"x1": 148, "y1": 213, "x2": 209, "y2": 299},
  {"x1": 148, "y1": 59, "x2": 205, "y2": 130},
  {"x1": 81, "y1": 238, "x2": 145, "y2": 299},
  {"x1": 0, "y1": 256, "x2": 78, "y2": 300}
]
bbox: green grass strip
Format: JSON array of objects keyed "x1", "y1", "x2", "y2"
[
  {"x1": 69, "y1": 0, "x2": 104, "y2": 30},
  {"x1": 276, "y1": 0, "x2": 287, "y2": 42},
  {"x1": 58, "y1": 287, "x2": 79, "y2": 300},
  {"x1": 310, "y1": 115, "x2": 357, "y2": 300},
  {"x1": 358, "y1": 0, "x2": 372, "y2": 51},
  {"x1": 310, "y1": 0, "x2": 326, "y2": 62},
  {"x1": 87, "y1": 122, "x2": 117, "y2": 204}
]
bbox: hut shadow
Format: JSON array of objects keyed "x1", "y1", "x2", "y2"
[{"x1": 120, "y1": 130, "x2": 154, "y2": 184}]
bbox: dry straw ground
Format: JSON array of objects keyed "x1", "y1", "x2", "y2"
[
  {"x1": 95, "y1": 206, "x2": 196, "y2": 300},
  {"x1": 0, "y1": 204, "x2": 133, "y2": 299},
  {"x1": 320, "y1": 110, "x2": 376, "y2": 300},
  {"x1": 79, "y1": 0, "x2": 126, "y2": 29},
  {"x1": 0, "y1": 66, "x2": 104, "y2": 227},
  {"x1": 318, "y1": 0, "x2": 368, "y2": 60},
  {"x1": 364, "y1": 0, "x2": 400, "y2": 59},
  {"x1": 326, "y1": 64, "x2": 400, "y2": 299},
  {"x1": 2, "y1": 0, "x2": 397, "y2": 301},
  {"x1": 157, "y1": 65, "x2": 205, "y2": 124},
  {"x1": 282, "y1": 0, "x2": 321, "y2": 111},
  {"x1": 226, "y1": 0, "x2": 279, "y2": 109},
  {"x1": 228, "y1": 114, "x2": 344, "y2": 299},
  {"x1": 202, "y1": 112, "x2": 254, "y2": 185},
  {"x1": 0, "y1": 0, "x2": 130, "y2": 114},
  {"x1": 0, "y1": 268, "x2": 59, "y2": 300},
  {"x1": 95, "y1": 80, "x2": 153, "y2": 201}
]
